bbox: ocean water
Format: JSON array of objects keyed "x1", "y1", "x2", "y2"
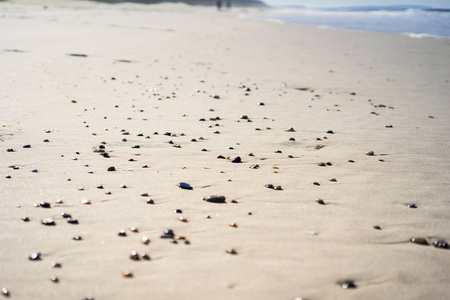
[{"x1": 245, "y1": 6, "x2": 450, "y2": 38}]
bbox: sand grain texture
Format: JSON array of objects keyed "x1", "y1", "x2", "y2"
[{"x1": 1, "y1": 1, "x2": 450, "y2": 299}]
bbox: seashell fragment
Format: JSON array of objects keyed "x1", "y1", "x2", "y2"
[
  {"x1": 203, "y1": 195, "x2": 226, "y2": 203},
  {"x1": 122, "y1": 272, "x2": 133, "y2": 278},
  {"x1": 2, "y1": 287, "x2": 9, "y2": 296}
]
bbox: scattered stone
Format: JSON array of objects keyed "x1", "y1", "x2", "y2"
[
  {"x1": 6, "y1": 148, "x2": 14, "y2": 152},
  {"x1": 373, "y1": 226, "x2": 382, "y2": 230},
  {"x1": 240, "y1": 115, "x2": 248, "y2": 120},
  {"x1": 407, "y1": 203, "x2": 417, "y2": 209},
  {"x1": 122, "y1": 272, "x2": 133, "y2": 278},
  {"x1": 22, "y1": 217, "x2": 30, "y2": 222},
  {"x1": 141, "y1": 193, "x2": 149, "y2": 197},
  {"x1": 217, "y1": 155, "x2": 225, "y2": 159},
  {"x1": 286, "y1": 127, "x2": 295, "y2": 132},
  {"x1": 317, "y1": 162, "x2": 326, "y2": 167},
  {"x1": 348, "y1": 160, "x2": 355, "y2": 163},
  {"x1": 249, "y1": 164, "x2": 260, "y2": 169},
  {"x1": 179, "y1": 216, "x2": 188, "y2": 222},
  {"x1": 130, "y1": 227, "x2": 138, "y2": 232},
  {"x1": 118, "y1": 230, "x2": 127, "y2": 237},
  {"x1": 410, "y1": 237, "x2": 429, "y2": 245},
  {"x1": 146, "y1": 199, "x2": 154, "y2": 204},
  {"x1": 226, "y1": 249, "x2": 237, "y2": 255},
  {"x1": 257, "y1": 102, "x2": 265, "y2": 106},
  {"x1": 203, "y1": 195, "x2": 226, "y2": 203},
  {"x1": 313, "y1": 182, "x2": 320, "y2": 186},
  {"x1": 41, "y1": 218, "x2": 55, "y2": 226},
  {"x1": 130, "y1": 251, "x2": 140, "y2": 260},
  {"x1": 327, "y1": 130, "x2": 334, "y2": 134},
  {"x1": 51, "y1": 262, "x2": 62, "y2": 268},
  {"x1": 107, "y1": 166, "x2": 116, "y2": 171},
  {"x1": 326, "y1": 162, "x2": 332, "y2": 166},
  {"x1": 23, "y1": 145, "x2": 31, "y2": 148},
  {"x1": 365, "y1": 151, "x2": 375, "y2": 156},
  {"x1": 274, "y1": 186, "x2": 282, "y2": 190},
  {"x1": 160, "y1": 229, "x2": 175, "y2": 239},
  {"x1": 142, "y1": 236, "x2": 150, "y2": 244},
  {"x1": 1, "y1": 287, "x2": 9, "y2": 297},
  {"x1": 29, "y1": 253, "x2": 41, "y2": 261},
  {"x1": 316, "y1": 199, "x2": 326, "y2": 205},
  {"x1": 433, "y1": 240, "x2": 449, "y2": 249},
  {"x1": 386, "y1": 125, "x2": 393, "y2": 128},
  {"x1": 67, "y1": 218, "x2": 78, "y2": 224},
  {"x1": 229, "y1": 222, "x2": 238, "y2": 228},
  {"x1": 265, "y1": 184, "x2": 274, "y2": 189},
  {"x1": 50, "y1": 275, "x2": 58, "y2": 283},
  {"x1": 40, "y1": 201, "x2": 51, "y2": 208},
  {"x1": 174, "y1": 209, "x2": 182, "y2": 214},
  {"x1": 81, "y1": 199, "x2": 91, "y2": 205},
  {"x1": 329, "y1": 178, "x2": 337, "y2": 182},
  {"x1": 178, "y1": 182, "x2": 193, "y2": 190},
  {"x1": 73, "y1": 236, "x2": 82, "y2": 241},
  {"x1": 338, "y1": 280, "x2": 357, "y2": 289},
  {"x1": 231, "y1": 156, "x2": 241, "y2": 163}
]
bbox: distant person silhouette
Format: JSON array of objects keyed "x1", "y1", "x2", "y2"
[
  {"x1": 216, "y1": 0, "x2": 222, "y2": 11},
  {"x1": 226, "y1": 0, "x2": 231, "y2": 9}
]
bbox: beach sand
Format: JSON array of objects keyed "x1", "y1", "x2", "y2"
[{"x1": 1, "y1": 1, "x2": 450, "y2": 299}]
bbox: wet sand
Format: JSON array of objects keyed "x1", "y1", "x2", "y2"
[{"x1": 1, "y1": 1, "x2": 450, "y2": 299}]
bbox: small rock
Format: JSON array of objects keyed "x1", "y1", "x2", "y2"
[
  {"x1": 231, "y1": 156, "x2": 241, "y2": 163},
  {"x1": 338, "y1": 280, "x2": 356, "y2": 289},
  {"x1": 433, "y1": 240, "x2": 449, "y2": 249},
  {"x1": 203, "y1": 195, "x2": 226, "y2": 203},
  {"x1": 40, "y1": 201, "x2": 51, "y2": 208},
  {"x1": 107, "y1": 166, "x2": 116, "y2": 171},
  {"x1": 29, "y1": 253, "x2": 41, "y2": 261},
  {"x1": 316, "y1": 199, "x2": 326, "y2": 205},
  {"x1": 226, "y1": 249, "x2": 237, "y2": 255},
  {"x1": 410, "y1": 237, "x2": 429, "y2": 245},
  {"x1": 365, "y1": 151, "x2": 375, "y2": 156},
  {"x1": 407, "y1": 203, "x2": 417, "y2": 208},
  {"x1": 178, "y1": 182, "x2": 193, "y2": 190},
  {"x1": 160, "y1": 229, "x2": 175, "y2": 239},
  {"x1": 41, "y1": 218, "x2": 55, "y2": 226}
]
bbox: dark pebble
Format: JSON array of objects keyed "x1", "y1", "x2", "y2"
[
  {"x1": 257, "y1": 102, "x2": 265, "y2": 106},
  {"x1": 29, "y1": 253, "x2": 41, "y2": 261},
  {"x1": 289, "y1": 137, "x2": 295, "y2": 141},
  {"x1": 410, "y1": 237, "x2": 429, "y2": 245},
  {"x1": 107, "y1": 166, "x2": 116, "y2": 171},
  {"x1": 174, "y1": 209, "x2": 183, "y2": 213},
  {"x1": 67, "y1": 218, "x2": 78, "y2": 224},
  {"x1": 317, "y1": 162, "x2": 326, "y2": 167},
  {"x1": 97, "y1": 185, "x2": 104, "y2": 189},
  {"x1": 217, "y1": 155, "x2": 225, "y2": 159},
  {"x1": 433, "y1": 240, "x2": 449, "y2": 249},
  {"x1": 386, "y1": 125, "x2": 393, "y2": 128},
  {"x1": 51, "y1": 262, "x2": 62, "y2": 268},
  {"x1": 23, "y1": 145, "x2": 31, "y2": 148},
  {"x1": 316, "y1": 199, "x2": 326, "y2": 205},
  {"x1": 40, "y1": 201, "x2": 51, "y2": 208},
  {"x1": 249, "y1": 164, "x2": 260, "y2": 169},
  {"x1": 407, "y1": 203, "x2": 417, "y2": 208},
  {"x1": 226, "y1": 249, "x2": 237, "y2": 255},
  {"x1": 72, "y1": 236, "x2": 82, "y2": 241},
  {"x1": 62, "y1": 213, "x2": 73, "y2": 219},
  {"x1": 118, "y1": 230, "x2": 127, "y2": 237},
  {"x1": 130, "y1": 251, "x2": 140, "y2": 260},
  {"x1": 178, "y1": 182, "x2": 193, "y2": 190},
  {"x1": 132, "y1": 145, "x2": 140, "y2": 149},
  {"x1": 327, "y1": 130, "x2": 334, "y2": 134},
  {"x1": 288, "y1": 155, "x2": 294, "y2": 158},
  {"x1": 231, "y1": 156, "x2": 241, "y2": 163},
  {"x1": 43, "y1": 139, "x2": 49, "y2": 142},
  {"x1": 373, "y1": 226, "x2": 382, "y2": 230},
  {"x1": 275, "y1": 150, "x2": 282, "y2": 153},
  {"x1": 203, "y1": 195, "x2": 226, "y2": 203},
  {"x1": 146, "y1": 199, "x2": 155, "y2": 204},
  {"x1": 313, "y1": 182, "x2": 320, "y2": 186},
  {"x1": 160, "y1": 229, "x2": 175, "y2": 239},
  {"x1": 5, "y1": 175, "x2": 11, "y2": 179},
  {"x1": 31, "y1": 169, "x2": 38, "y2": 173},
  {"x1": 338, "y1": 280, "x2": 356, "y2": 289},
  {"x1": 7, "y1": 148, "x2": 14, "y2": 152},
  {"x1": 22, "y1": 217, "x2": 30, "y2": 222},
  {"x1": 240, "y1": 115, "x2": 248, "y2": 120},
  {"x1": 265, "y1": 184, "x2": 274, "y2": 189},
  {"x1": 348, "y1": 160, "x2": 355, "y2": 163}
]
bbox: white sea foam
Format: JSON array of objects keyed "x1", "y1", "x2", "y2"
[{"x1": 245, "y1": 6, "x2": 450, "y2": 39}]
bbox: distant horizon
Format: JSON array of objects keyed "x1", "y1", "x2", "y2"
[{"x1": 262, "y1": 0, "x2": 450, "y2": 9}]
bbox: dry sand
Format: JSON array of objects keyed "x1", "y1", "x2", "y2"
[{"x1": 1, "y1": 1, "x2": 450, "y2": 299}]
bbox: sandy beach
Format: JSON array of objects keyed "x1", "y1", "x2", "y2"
[{"x1": 1, "y1": 0, "x2": 450, "y2": 299}]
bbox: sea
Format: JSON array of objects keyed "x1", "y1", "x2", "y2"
[{"x1": 245, "y1": 5, "x2": 450, "y2": 39}]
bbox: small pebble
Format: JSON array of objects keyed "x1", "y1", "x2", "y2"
[
  {"x1": 338, "y1": 280, "x2": 356, "y2": 289},
  {"x1": 67, "y1": 218, "x2": 78, "y2": 224},
  {"x1": 365, "y1": 151, "x2": 375, "y2": 156},
  {"x1": 40, "y1": 201, "x2": 51, "y2": 208},
  {"x1": 81, "y1": 199, "x2": 91, "y2": 205},
  {"x1": 118, "y1": 230, "x2": 127, "y2": 237},
  {"x1": 107, "y1": 166, "x2": 116, "y2": 171},
  {"x1": 231, "y1": 156, "x2": 241, "y2": 163},
  {"x1": 229, "y1": 223, "x2": 238, "y2": 228},
  {"x1": 327, "y1": 130, "x2": 334, "y2": 134},
  {"x1": 407, "y1": 203, "x2": 417, "y2": 208},
  {"x1": 317, "y1": 162, "x2": 326, "y2": 167},
  {"x1": 141, "y1": 253, "x2": 150, "y2": 260},
  {"x1": 226, "y1": 249, "x2": 237, "y2": 255},
  {"x1": 203, "y1": 195, "x2": 226, "y2": 203},
  {"x1": 130, "y1": 251, "x2": 140, "y2": 260},
  {"x1": 329, "y1": 178, "x2": 337, "y2": 182},
  {"x1": 433, "y1": 240, "x2": 449, "y2": 249},
  {"x1": 23, "y1": 145, "x2": 31, "y2": 148},
  {"x1": 313, "y1": 182, "x2": 320, "y2": 186},
  {"x1": 348, "y1": 160, "x2": 355, "y2": 163},
  {"x1": 29, "y1": 253, "x2": 41, "y2": 261},
  {"x1": 286, "y1": 127, "x2": 295, "y2": 132},
  {"x1": 316, "y1": 199, "x2": 326, "y2": 205},
  {"x1": 179, "y1": 216, "x2": 188, "y2": 222},
  {"x1": 141, "y1": 193, "x2": 149, "y2": 197},
  {"x1": 174, "y1": 209, "x2": 182, "y2": 214},
  {"x1": 41, "y1": 218, "x2": 55, "y2": 226},
  {"x1": 142, "y1": 236, "x2": 150, "y2": 245},
  {"x1": 410, "y1": 237, "x2": 429, "y2": 245},
  {"x1": 373, "y1": 226, "x2": 382, "y2": 230},
  {"x1": 146, "y1": 199, "x2": 154, "y2": 204},
  {"x1": 73, "y1": 236, "x2": 82, "y2": 241},
  {"x1": 130, "y1": 227, "x2": 139, "y2": 232},
  {"x1": 122, "y1": 272, "x2": 133, "y2": 278},
  {"x1": 51, "y1": 262, "x2": 62, "y2": 268},
  {"x1": 50, "y1": 275, "x2": 58, "y2": 283},
  {"x1": 265, "y1": 184, "x2": 274, "y2": 189},
  {"x1": 160, "y1": 229, "x2": 175, "y2": 239},
  {"x1": 274, "y1": 186, "x2": 282, "y2": 190},
  {"x1": 22, "y1": 217, "x2": 30, "y2": 222},
  {"x1": 1, "y1": 288, "x2": 8, "y2": 296},
  {"x1": 178, "y1": 182, "x2": 193, "y2": 190}
]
